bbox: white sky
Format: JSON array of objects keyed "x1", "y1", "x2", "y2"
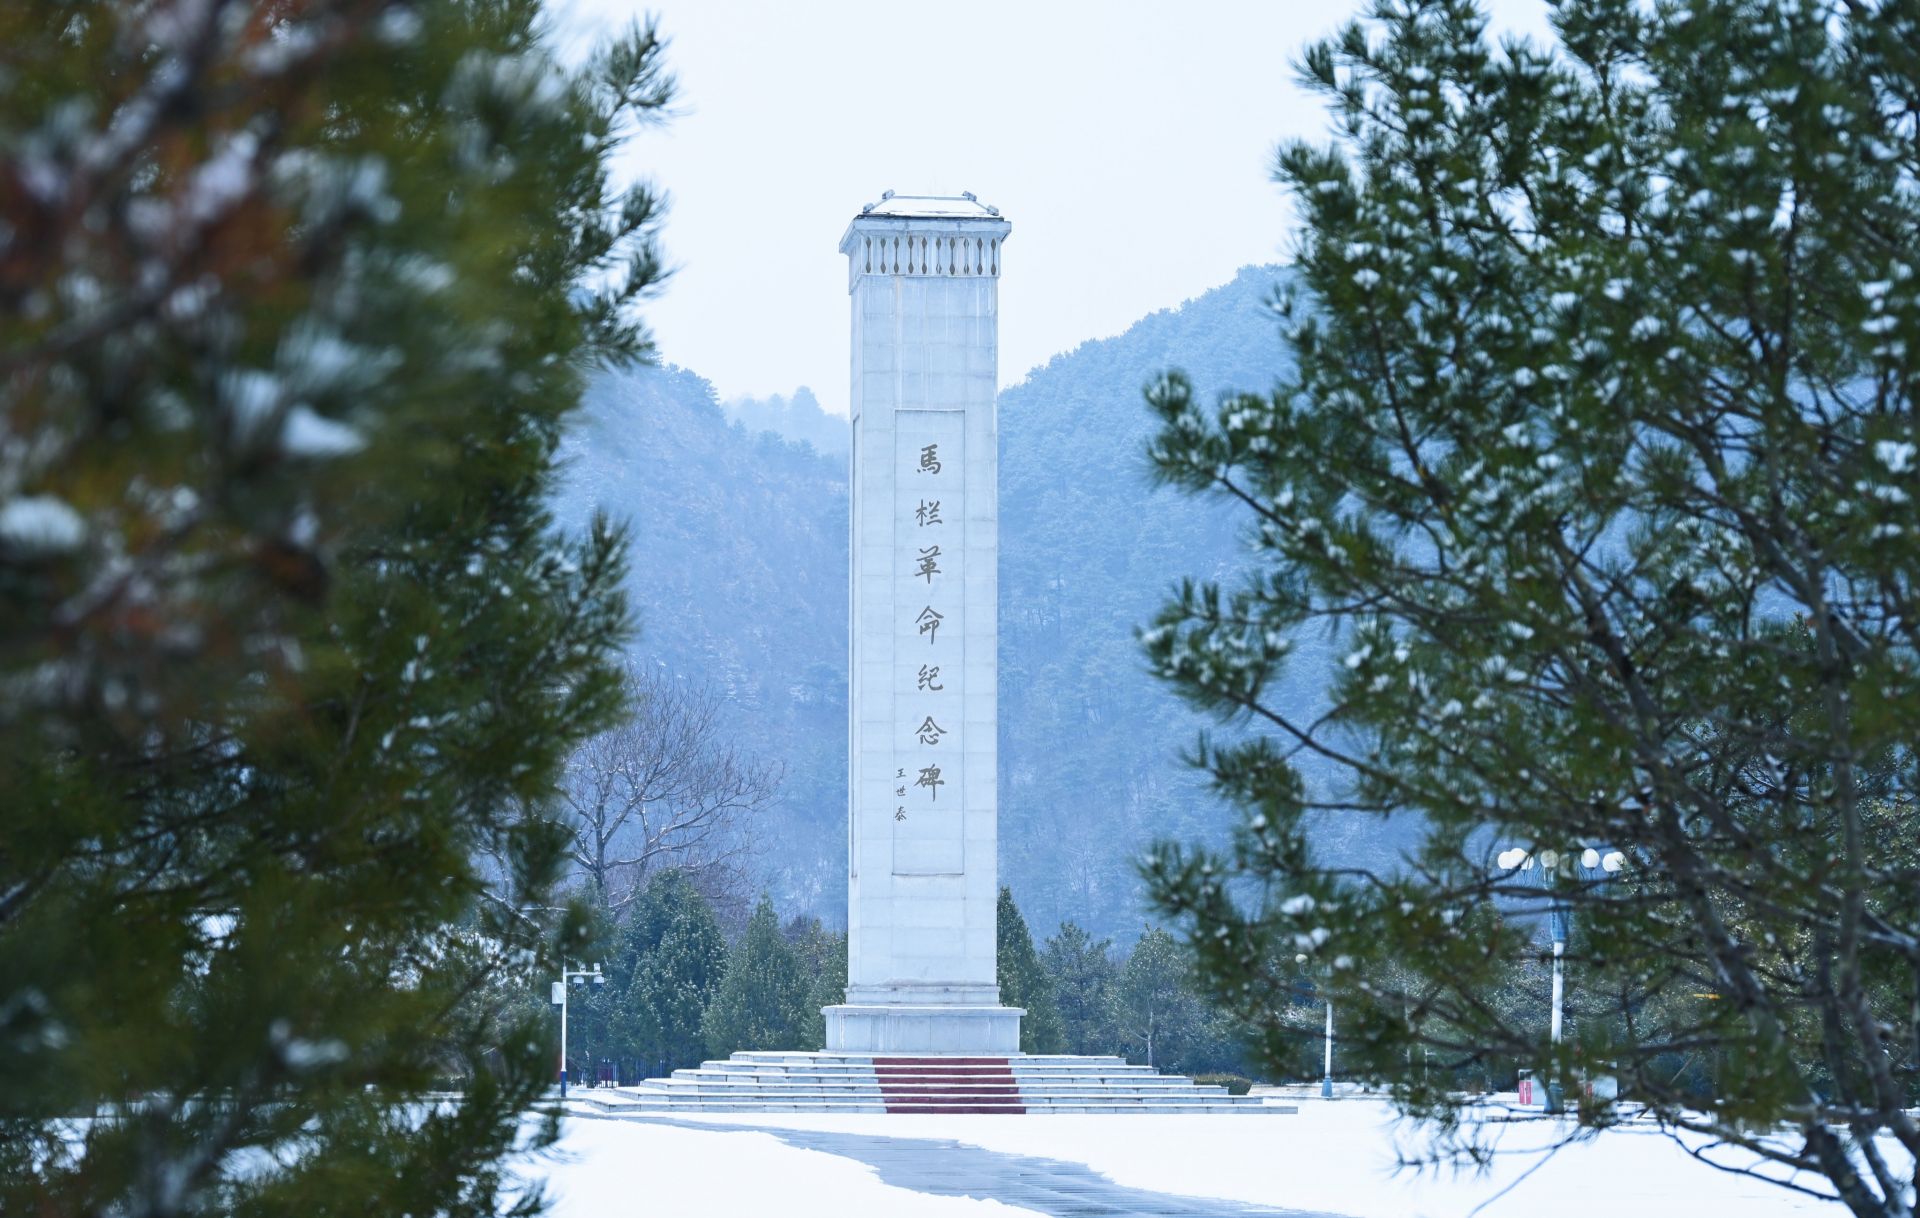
[{"x1": 557, "y1": 0, "x2": 1553, "y2": 414}]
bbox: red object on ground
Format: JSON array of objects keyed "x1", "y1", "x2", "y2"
[{"x1": 873, "y1": 1056, "x2": 1025, "y2": 1114}]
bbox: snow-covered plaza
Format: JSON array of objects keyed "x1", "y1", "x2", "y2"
[{"x1": 532, "y1": 1097, "x2": 1850, "y2": 1218}]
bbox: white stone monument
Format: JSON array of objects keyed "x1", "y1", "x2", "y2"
[{"x1": 823, "y1": 192, "x2": 1023, "y2": 1054}]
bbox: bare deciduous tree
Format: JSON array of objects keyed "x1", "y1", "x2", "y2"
[{"x1": 560, "y1": 667, "x2": 781, "y2": 908}]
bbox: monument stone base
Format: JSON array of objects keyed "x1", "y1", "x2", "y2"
[{"x1": 823, "y1": 1003, "x2": 1024, "y2": 1054}]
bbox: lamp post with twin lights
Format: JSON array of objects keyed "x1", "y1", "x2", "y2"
[
  {"x1": 1493, "y1": 846, "x2": 1625, "y2": 1112},
  {"x1": 552, "y1": 962, "x2": 605, "y2": 1098}
]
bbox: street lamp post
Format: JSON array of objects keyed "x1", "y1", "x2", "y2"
[
  {"x1": 1322, "y1": 992, "x2": 1334, "y2": 1099},
  {"x1": 552, "y1": 963, "x2": 605, "y2": 1099},
  {"x1": 1296, "y1": 952, "x2": 1333, "y2": 1099},
  {"x1": 1494, "y1": 847, "x2": 1624, "y2": 1114}
]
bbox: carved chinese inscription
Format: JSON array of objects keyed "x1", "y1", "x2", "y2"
[{"x1": 888, "y1": 411, "x2": 964, "y2": 874}]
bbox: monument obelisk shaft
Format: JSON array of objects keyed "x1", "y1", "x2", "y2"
[{"x1": 824, "y1": 194, "x2": 1022, "y2": 1054}]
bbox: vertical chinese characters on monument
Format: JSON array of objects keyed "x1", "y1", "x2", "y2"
[{"x1": 892, "y1": 411, "x2": 964, "y2": 874}]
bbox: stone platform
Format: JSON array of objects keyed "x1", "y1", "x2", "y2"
[
  {"x1": 572, "y1": 1052, "x2": 1292, "y2": 1115},
  {"x1": 824, "y1": 1001, "x2": 1023, "y2": 1054}
]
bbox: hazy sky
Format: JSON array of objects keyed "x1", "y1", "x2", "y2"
[{"x1": 558, "y1": 0, "x2": 1553, "y2": 415}]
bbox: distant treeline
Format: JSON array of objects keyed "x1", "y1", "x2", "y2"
[{"x1": 551, "y1": 877, "x2": 1261, "y2": 1081}]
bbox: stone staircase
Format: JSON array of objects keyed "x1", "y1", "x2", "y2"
[{"x1": 572, "y1": 1052, "x2": 1290, "y2": 1115}]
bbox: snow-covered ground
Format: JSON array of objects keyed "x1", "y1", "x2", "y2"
[
  {"x1": 527, "y1": 1098, "x2": 1861, "y2": 1217},
  {"x1": 534, "y1": 1114, "x2": 1035, "y2": 1217}
]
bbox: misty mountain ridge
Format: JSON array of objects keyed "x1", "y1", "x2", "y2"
[{"x1": 722, "y1": 386, "x2": 848, "y2": 459}]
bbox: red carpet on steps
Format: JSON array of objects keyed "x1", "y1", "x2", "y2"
[{"x1": 873, "y1": 1056, "x2": 1026, "y2": 1114}]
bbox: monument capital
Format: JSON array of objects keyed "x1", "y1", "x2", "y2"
[{"x1": 838, "y1": 192, "x2": 1011, "y2": 290}]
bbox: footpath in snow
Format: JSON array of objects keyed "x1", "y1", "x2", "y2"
[{"x1": 529, "y1": 1096, "x2": 1853, "y2": 1218}]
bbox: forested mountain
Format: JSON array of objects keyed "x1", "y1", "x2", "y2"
[
  {"x1": 556, "y1": 265, "x2": 1371, "y2": 941},
  {"x1": 551, "y1": 368, "x2": 850, "y2": 912}
]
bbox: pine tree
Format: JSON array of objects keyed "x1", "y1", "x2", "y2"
[
  {"x1": 1042, "y1": 922, "x2": 1118, "y2": 1056},
  {"x1": 0, "y1": 3, "x2": 671, "y2": 1214},
  {"x1": 624, "y1": 872, "x2": 730, "y2": 1072},
  {"x1": 1109, "y1": 928, "x2": 1204, "y2": 1070},
  {"x1": 1140, "y1": 1, "x2": 1920, "y2": 1211},
  {"x1": 785, "y1": 915, "x2": 848, "y2": 1052},
  {"x1": 995, "y1": 887, "x2": 1064, "y2": 1054},
  {"x1": 700, "y1": 896, "x2": 809, "y2": 1057}
]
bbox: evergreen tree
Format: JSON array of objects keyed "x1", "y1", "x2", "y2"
[
  {"x1": 995, "y1": 887, "x2": 1064, "y2": 1053},
  {"x1": 1141, "y1": 1, "x2": 1920, "y2": 1212},
  {"x1": 626, "y1": 873, "x2": 729, "y2": 1073},
  {"x1": 1042, "y1": 922, "x2": 1118, "y2": 1056},
  {"x1": 1109, "y1": 928, "x2": 1204, "y2": 1070},
  {"x1": 0, "y1": 3, "x2": 671, "y2": 1214},
  {"x1": 559, "y1": 873, "x2": 736, "y2": 1076},
  {"x1": 700, "y1": 896, "x2": 809, "y2": 1057},
  {"x1": 785, "y1": 915, "x2": 848, "y2": 1052}
]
